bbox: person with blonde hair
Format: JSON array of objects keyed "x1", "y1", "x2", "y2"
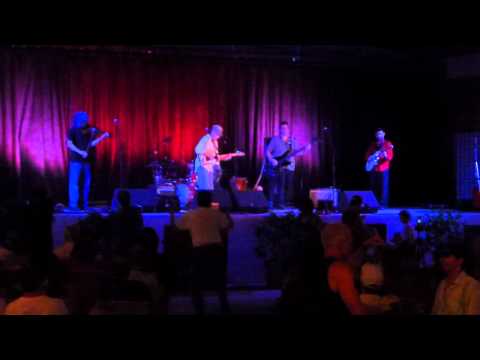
[{"x1": 320, "y1": 224, "x2": 371, "y2": 315}]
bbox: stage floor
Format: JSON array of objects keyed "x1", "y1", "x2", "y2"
[{"x1": 53, "y1": 207, "x2": 480, "y2": 287}]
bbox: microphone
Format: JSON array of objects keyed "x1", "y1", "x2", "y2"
[
  {"x1": 322, "y1": 126, "x2": 329, "y2": 132},
  {"x1": 113, "y1": 118, "x2": 119, "y2": 125}
]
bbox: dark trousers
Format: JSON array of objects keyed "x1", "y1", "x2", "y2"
[
  {"x1": 69, "y1": 161, "x2": 92, "y2": 209},
  {"x1": 191, "y1": 244, "x2": 230, "y2": 315},
  {"x1": 370, "y1": 170, "x2": 389, "y2": 207},
  {"x1": 267, "y1": 169, "x2": 294, "y2": 207}
]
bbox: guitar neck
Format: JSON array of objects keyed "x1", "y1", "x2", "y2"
[
  {"x1": 286, "y1": 144, "x2": 311, "y2": 158},
  {"x1": 218, "y1": 152, "x2": 243, "y2": 161}
]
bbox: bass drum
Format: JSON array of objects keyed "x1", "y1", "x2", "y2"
[{"x1": 175, "y1": 181, "x2": 196, "y2": 209}]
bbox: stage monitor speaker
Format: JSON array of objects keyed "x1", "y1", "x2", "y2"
[
  {"x1": 212, "y1": 186, "x2": 233, "y2": 210},
  {"x1": 111, "y1": 188, "x2": 157, "y2": 212},
  {"x1": 229, "y1": 178, "x2": 269, "y2": 212},
  {"x1": 339, "y1": 190, "x2": 379, "y2": 212}
]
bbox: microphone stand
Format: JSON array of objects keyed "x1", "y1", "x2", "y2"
[
  {"x1": 326, "y1": 127, "x2": 338, "y2": 211},
  {"x1": 114, "y1": 119, "x2": 126, "y2": 188}
]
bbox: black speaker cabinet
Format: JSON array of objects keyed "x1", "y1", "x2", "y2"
[
  {"x1": 111, "y1": 188, "x2": 157, "y2": 212},
  {"x1": 339, "y1": 190, "x2": 380, "y2": 212}
]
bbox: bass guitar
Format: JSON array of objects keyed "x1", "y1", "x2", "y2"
[{"x1": 268, "y1": 137, "x2": 318, "y2": 171}]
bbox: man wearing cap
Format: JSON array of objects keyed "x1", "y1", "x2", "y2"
[
  {"x1": 365, "y1": 129, "x2": 394, "y2": 208},
  {"x1": 432, "y1": 244, "x2": 480, "y2": 315}
]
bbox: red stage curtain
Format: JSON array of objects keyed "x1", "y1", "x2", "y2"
[{"x1": 0, "y1": 48, "x2": 329, "y2": 201}]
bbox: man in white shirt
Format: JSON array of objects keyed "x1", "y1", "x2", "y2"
[
  {"x1": 432, "y1": 245, "x2": 480, "y2": 315},
  {"x1": 194, "y1": 125, "x2": 232, "y2": 191},
  {"x1": 176, "y1": 191, "x2": 233, "y2": 315}
]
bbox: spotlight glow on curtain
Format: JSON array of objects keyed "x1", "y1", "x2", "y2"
[{"x1": 0, "y1": 48, "x2": 328, "y2": 199}]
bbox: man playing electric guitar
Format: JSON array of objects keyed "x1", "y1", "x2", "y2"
[
  {"x1": 194, "y1": 124, "x2": 245, "y2": 191},
  {"x1": 365, "y1": 128, "x2": 394, "y2": 208},
  {"x1": 66, "y1": 112, "x2": 111, "y2": 211},
  {"x1": 265, "y1": 121, "x2": 312, "y2": 209}
]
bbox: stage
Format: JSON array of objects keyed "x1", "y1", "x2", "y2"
[{"x1": 53, "y1": 208, "x2": 480, "y2": 288}]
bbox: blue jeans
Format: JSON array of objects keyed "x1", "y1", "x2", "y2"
[
  {"x1": 69, "y1": 161, "x2": 92, "y2": 209},
  {"x1": 267, "y1": 169, "x2": 294, "y2": 207},
  {"x1": 370, "y1": 170, "x2": 389, "y2": 207}
]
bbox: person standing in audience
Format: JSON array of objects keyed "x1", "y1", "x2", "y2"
[
  {"x1": 176, "y1": 191, "x2": 233, "y2": 315},
  {"x1": 432, "y1": 244, "x2": 480, "y2": 315},
  {"x1": 108, "y1": 190, "x2": 144, "y2": 258}
]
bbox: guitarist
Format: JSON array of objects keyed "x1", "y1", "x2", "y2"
[
  {"x1": 194, "y1": 124, "x2": 241, "y2": 191},
  {"x1": 265, "y1": 121, "x2": 311, "y2": 209},
  {"x1": 365, "y1": 129, "x2": 394, "y2": 208},
  {"x1": 66, "y1": 112, "x2": 110, "y2": 211}
]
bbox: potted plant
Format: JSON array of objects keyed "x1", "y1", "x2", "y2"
[
  {"x1": 414, "y1": 210, "x2": 464, "y2": 268},
  {"x1": 255, "y1": 212, "x2": 319, "y2": 288}
]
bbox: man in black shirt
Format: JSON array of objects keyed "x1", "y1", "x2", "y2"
[{"x1": 66, "y1": 112, "x2": 110, "y2": 211}]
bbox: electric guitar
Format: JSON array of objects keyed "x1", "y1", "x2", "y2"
[
  {"x1": 365, "y1": 143, "x2": 394, "y2": 172},
  {"x1": 195, "y1": 150, "x2": 246, "y2": 169},
  {"x1": 195, "y1": 150, "x2": 246, "y2": 185},
  {"x1": 268, "y1": 137, "x2": 318, "y2": 171}
]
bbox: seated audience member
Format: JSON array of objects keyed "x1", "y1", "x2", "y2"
[
  {"x1": 4, "y1": 266, "x2": 68, "y2": 315},
  {"x1": 108, "y1": 190, "x2": 144, "y2": 258},
  {"x1": 66, "y1": 224, "x2": 104, "y2": 315},
  {"x1": 128, "y1": 228, "x2": 166, "y2": 313},
  {"x1": 393, "y1": 210, "x2": 416, "y2": 246},
  {"x1": 319, "y1": 223, "x2": 375, "y2": 315},
  {"x1": 55, "y1": 213, "x2": 106, "y2": 262},
  {"x1": 341, "y1": 209, "x2": 384, "y2": 270},
  {"x1": 176, "y1": 191, "x2": 233, "y2": 315},
  {"x1": 432, "y1": 244, "x2": 480, "y2": 315},
  {"x1": 348, "y1": 195, "x2": 364, "y2": 212},
  {"x1": 359, "y1": 246, "x2": 399, "y2": 312}
]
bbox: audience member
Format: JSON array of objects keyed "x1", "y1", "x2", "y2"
[
  {"x1": 341, "y1": 208, "x2": 384, "y2": 271},
  {"x1": 393, "y1": 210, "x2": 416, "y2": 246},
  {"x1": 66, "y1": 222, "x2": 105, "y2": 315},
  {"x1": 128, "y1": 228, "x2": 166, "y2": 313},
  {"x1": 4, "y1": 266, "x2": 68, "y2": 315},
  {"x1": 348, "y1": 195, "x2": 364, "y2": 212},
  {"x1": 108, "y1": 190, "x2": 144, "y2": 258},
  {"x1": 176, "y1": 191, "x2": 233, "y2": 315},
  {"x1": 54, "y1": 213, "x2": 107, "y2": 262},
  {"x1": 432, "y1": 244, "x2": 480, "y2": 315},
  {"x1": 359, "y1": 246, "x2": 399, "y2": 312},
  {"x1": 320, "y1": 224, "x2": 373, "y2": 315}
]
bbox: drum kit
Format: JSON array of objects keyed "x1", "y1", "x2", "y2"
[{"x1": 146, "y1": 147, "x2": 196, "y2": 210}]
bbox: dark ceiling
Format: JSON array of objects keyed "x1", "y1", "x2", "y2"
[{"x1": 9, "y1": 44, "x2": 480, "y2": 71}]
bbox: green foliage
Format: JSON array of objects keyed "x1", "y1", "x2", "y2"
[
  {"x1": 415, "y1": 210, "x2": 463, "y2": 245},
  {"x1": 255, "y1": 212, "x2": 322, "y2": 283},
  {"x1": 414, "y1": 210, "x2": 464, "y2": 267}
]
